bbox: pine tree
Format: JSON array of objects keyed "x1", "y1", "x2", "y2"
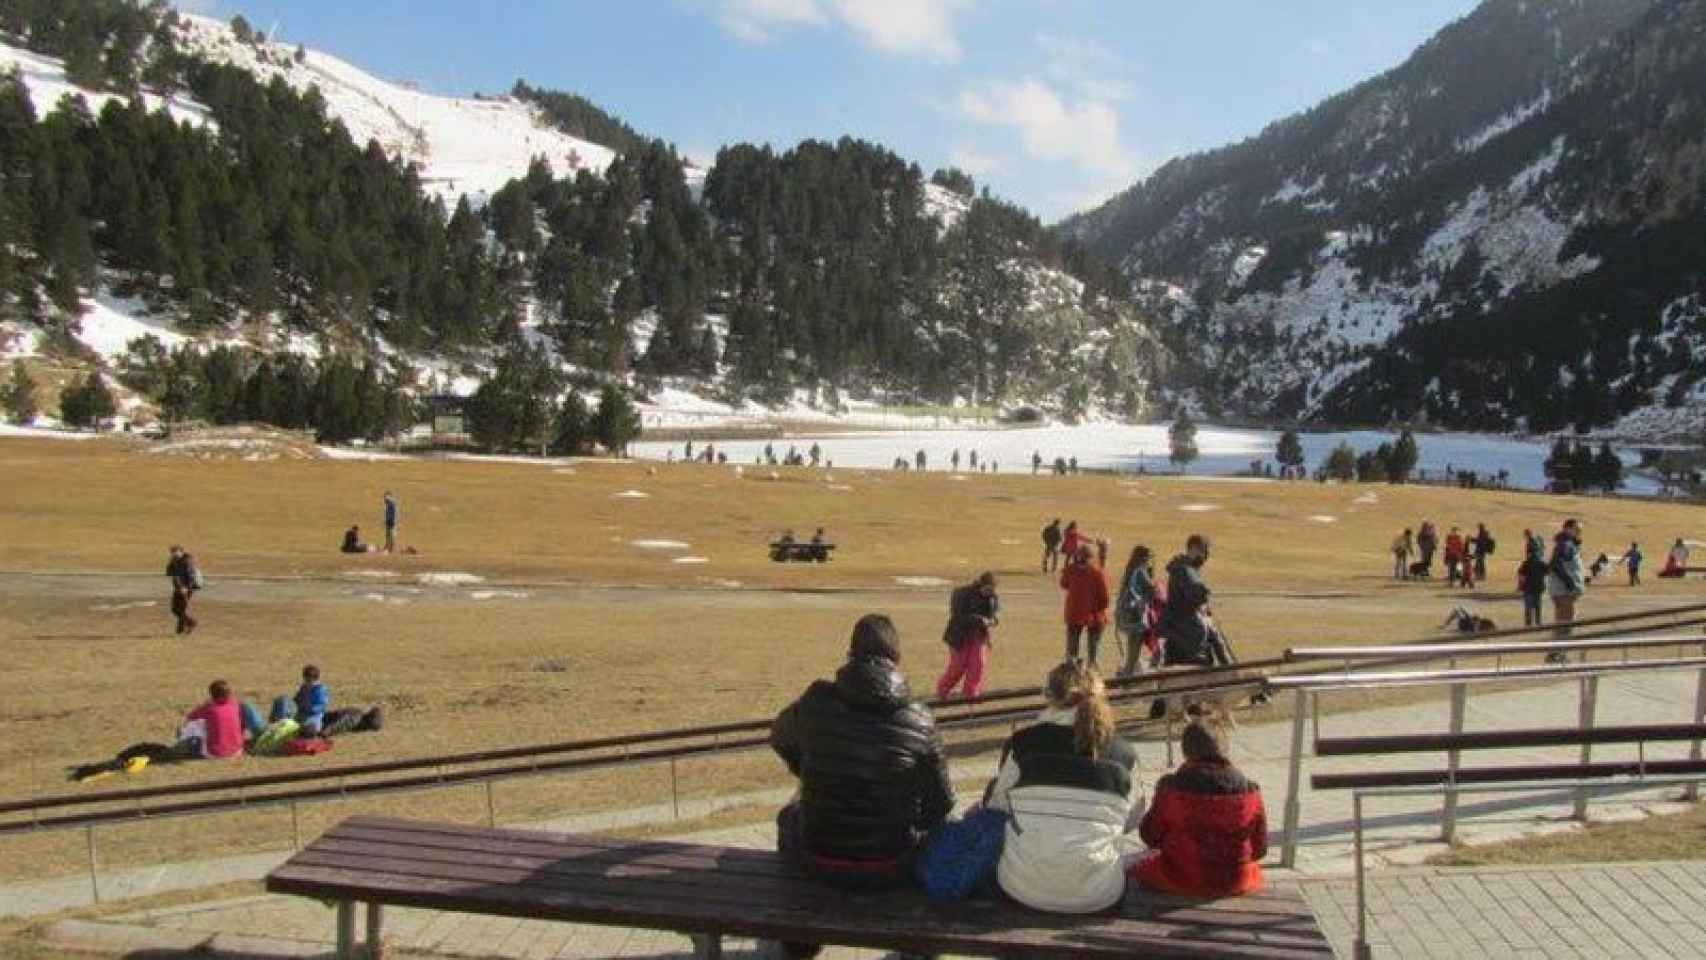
[
  {"x1": 60, "y1": 370, "x2": 115, "y2": 429},
  {"x1": 1388, "y1": 430, "x2": 1420, "y2": 483},
  {"x1": 1543, "y1": 437, "x2": 1573, "y2": 489},
  {"x1": 2, "y1": 360, "x2": 38, "y2": 424},
  {"x1": 1594, "y1": 441, "x2": 1623, "y2": 492},
  {"x1": 593, "y1": 384, "x2": 640, "y2": 456},
  {"x1": 1356, "y1": 446, "x2": 1390, "y2": 483},
  {"x1": 1168, "y1": 410, "x2": 1199, "y2": 469},
  {"x1": 551, "y1": 391, "x2": 590, "y2": 455},
  {"x1": 1323, "y1": 442, "x2": 1357, "y2": 481},
  {"x1": 1275, "y1": 429, "x2": 1305, "y2": 470}
]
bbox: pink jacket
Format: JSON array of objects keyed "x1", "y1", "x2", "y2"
[{"x1": 186, "y1": 698, "x2": 245, "y2": 759}]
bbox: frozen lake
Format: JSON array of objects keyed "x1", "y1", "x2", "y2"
[{"x1": 632, "y1": 423, "x2": 1658, "y2": 495}]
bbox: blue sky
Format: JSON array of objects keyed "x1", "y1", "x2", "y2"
[{"x1": 184, "y1": 0, "x2": 1480, "y2": 220}]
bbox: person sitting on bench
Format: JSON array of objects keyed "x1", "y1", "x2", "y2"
[
  {"x1": 770, "y1": 530, "x2": 797, "y2": 562},
  {"x1": 341, "y1": 525, "x2": 372, "y2": 554},
  {"x1": 769, "y1": 615, "x2": 953, "y2": 957},
  {"x1": 983, "y1": 661, "x2": 1142, "y2": 914},
  {"x1": 1131, "y1": 704, "x2": 1266, "y2": 898},
  {"x1": 808, "y1": 527, "x2": 829, "y2": 562}
]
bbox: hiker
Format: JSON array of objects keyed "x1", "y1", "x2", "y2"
[
  {"x1": 382, "y1": 491, "x2": 399, "y2": 553},
  {"x1": 340, "y1": 525, "x2": 372, "y2": 554},
  {"x1": 1517, "y1": 539, "x2": 1548, "y2": 627},
  {"x1": 1061, "y1": 521, "x2": 1084, "y2": 561},
  {"x1": 1131, "y1": 705, "x2": 1267, "y2": 898},
  {"x1": 183, "y1": 680, "x2": 257, "y2": 760},
  {"x1": 1041, "y1": 519, "x2": 1063, "y2": 572},
  {"x1": 1391, "y1": 529, "x2": 1414, "y2": 580},
  {"x1": 270, "y1": 665, "x2": 331, "y2": 736},
  {"x1": 1416, "y1": 521, "x2": 1439, "y2": 574},
  {"x1": 937, "y1": 572, "x2": 999, "y2": 700},
  {"x1": 1472, "y1": 523, "x2": 1496, "y2": 581},
  {"x1": 165, "y1": 545, "x2": 200, "y2": 635},
  {"x1": 1060, "y1": 545, "x2": 1110, "y2": 667},
  {"x1": 983, "y1": 662, "x2": 1142, "y2": 914},
  {"x1": 1661, "y1": 538, "x2": 1690, "y2": 578},
  {"x1": 1032, "y1": 451, "x2": 1043, "y2": 475},
  {"x1": 769, "y1": 615, "x2": 953, "y2": 916},
  {"x1": 1627, "y1": 543, "x2": 1643, "y2": 586},
  {"x1": 1443, "y1": 527, "x2": 1467, "y2": 587},
  {"x1": 1546, "y1": 519, "x2": 1586, "y2": 663},
  {"x1": 1115, "y1": 545, "x2": 1161, "y2": 677}
]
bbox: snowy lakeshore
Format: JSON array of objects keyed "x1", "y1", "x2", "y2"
[{"x1": 632, "y1": 422, "x2": 1663, "y2": 496}]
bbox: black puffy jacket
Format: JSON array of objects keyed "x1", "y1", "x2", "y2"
[
  {"x1": 770, "y1": 656, "x2": 954, "y2": 862},
  {"x1": 1159, "y1": 555, "x2": 1212, "y2": 662}
]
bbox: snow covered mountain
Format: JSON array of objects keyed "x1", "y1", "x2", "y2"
[{"x1": 1062, "y1": 0, "x2": 1706, "y2": 441}]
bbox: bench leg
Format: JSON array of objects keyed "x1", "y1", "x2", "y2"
[
  {"x1": 366, "y1": 902, "x2": 385, "y2": 957},
  {"x1": 335, "y1": 900, "x2": 356, "y2": 960},
  {"x1": 690, "y1": 932, "x2": 723, "y2": 959}
]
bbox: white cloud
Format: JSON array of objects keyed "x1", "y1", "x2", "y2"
[
  {"x1": 948, "y1": 142, "x2": 1004, "y2": 176},
  {"x1": 1036, "y1": 33, "x2": 1134, "y2": 103},
  {"x1": 957, "y1": 77, "x2": 1138, "y2": 179},
  {"x1": 699, "y1": 0, "x2": 970, "y2": 61}
]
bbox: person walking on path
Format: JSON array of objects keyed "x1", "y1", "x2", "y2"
[
  {"x1": 1472, "y1": 523, "x2": 1496, "y2": 582},
  {"x1": 1060, "y1": 545, "x2": 1110, "y2": 667},
  {"x1": 1546, "y1": 518, "x2": 1586, "y2": 664},
  {"x1": 166, "y1": 545, "x2": 200, "y2": 635},
  {"x1": 1517, "y1": 539, "x2": 1548, "y2": 627},
  {"x1": 1627, "y1": 542, "x2": 1643, "y2": 586},
  {"x1": 1115, "y1": 545, "x2": 1161, "y2": 677},
  {"x1": 382, "y1": 491, "x2": 399, "y2": 554},
  {"x1": 1391, "y1": 529, "x2": 1414, "y2": 580},
  {"x1": 1041, "y1": 518, "x2": 1063, "y2": 572},
  {"x1": 1417, "y1": 521, "x2": 1439, "y2": 575},
  {"x1": 937, "y1": 572, "x2": 999, "y2": 700}
]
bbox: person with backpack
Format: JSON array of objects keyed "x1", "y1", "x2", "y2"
[
  {"x1": 165, "y1": 545, "x2": 200, "y2": 635},
  {"x1": 1517, "y1": 539, "x2": 1549, "y2": 627},
  {"x1": 1416, "y1": 521, "x2": 1439, "y2": 575},
  {"x1": 1060, "y1": 544, "x2": 1111, "y2": 667},
  {"x1": 768, "y1": 616, "x2": 952, "y2": 957},
  {"x1": 1041, "y1": 518, "x2": 1063, "y2": 572},
  {"x1": 1546, "y1": 519, "x2": 1586, "y2": 664},
  {"x1": 982, "y1": 662, "x2": 1142, "y2": 913},
  {"x1": 1472, "y1": 523, "x2": 1496, "y2": 581},
  {"x1": 1130, "y1": 705, "x2": 1267, "y2": 898},
  {"x1": 1114, "y1": 545, "x2": 1161, "y2": 677},
  {"x1": 937, "y1": 573, "x2": 999, "y2": 701}
]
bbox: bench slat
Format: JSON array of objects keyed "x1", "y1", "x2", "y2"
[
  {"x1": 270, "y1": 861, "x2": 1329, "y2": 959},
  {"x1": 298, "y1": 839, "x2": 1327, "y2": 938}
]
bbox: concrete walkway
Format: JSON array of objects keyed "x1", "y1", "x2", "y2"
[{"x1": 14, "y1": 668, "x2": 1706, "y2": 958}]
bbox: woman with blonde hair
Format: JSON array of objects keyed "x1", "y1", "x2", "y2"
[
  {"x1": 983, "y1": 661, "x2": 1142, "y2": 913},
  {"x1": 1131, "y1": 704, "x2": 1267, "y2": 897}
]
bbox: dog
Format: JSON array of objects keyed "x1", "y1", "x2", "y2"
[
  {"x1": 1408, "y1": 560, "x2": 1432, "y2": 579},
  {"x1": 1441, "y1": 605, "x2": 1496, "y2": 633}
]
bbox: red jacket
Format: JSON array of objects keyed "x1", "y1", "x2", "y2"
[
  {"x1": 1132, "y1": 760, "x2": 1266, "y2": 898},
  {"x1": 186, "y1": 698, "x2": 245, "y2": 759},
  {"x1": 1061, "y1": 528, "x2": 1085, "y2": 560},
  {"x1": 1059, "y1": 561, "x2": 1110, "y2": 627},
  {"x1": 1443, "y1": 533, "x2": 1466, "y2": 562}
]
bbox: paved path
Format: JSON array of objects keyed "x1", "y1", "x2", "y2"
[{"x1": 14, "y1": 668, "x2": 1706, "y2": 958}]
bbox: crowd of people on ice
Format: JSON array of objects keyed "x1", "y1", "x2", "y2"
[{"x1": 767, "y1": 616, "x2": 1264, "y2": 955}]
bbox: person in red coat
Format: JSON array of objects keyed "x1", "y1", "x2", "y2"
[
  {"x1": 1060, "y1": 544, "x2": 1110, "y2": 667},
  {"x1": 1060, "y1": 521, "x2": 1084, "y2": 564},
  {"x1": 1131, "y1": 706, "x2": 1266, "y2": 898}
]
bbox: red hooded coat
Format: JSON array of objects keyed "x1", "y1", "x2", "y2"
[{"x1": 1132, "y1": 759, "x2": 1267, "y2": 898}]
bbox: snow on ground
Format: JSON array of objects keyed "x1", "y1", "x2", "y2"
[
  {"x1": 0, "y1": 424, "x2": 98, "y2": 441},
  {"x1": 634, "y1": 422, "x2": 1663, "y2": 495},
  {"x1": 172, "y1": 14, "x2": 615, "y2": 204},
  {"x1": 0, "y1": 42, "x2": 213, "y2": 128},
  {"x1": 74, "y1": 292, "x2": 188, "y2": 360},
  {"x1": 417, "y1": 572, "x2": 484, "y2": 586}
]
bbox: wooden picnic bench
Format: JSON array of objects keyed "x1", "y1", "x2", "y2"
[
  {"x1": 267, "y1": 815, "x2": 1330, "y2": 959},
  {"x1": 769, "y1": 541, "x2": 835, "y2": 562}
]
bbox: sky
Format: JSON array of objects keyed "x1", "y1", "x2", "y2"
[{"x1": 181, "y1": 0, "x2": 1482, "y2": 221}]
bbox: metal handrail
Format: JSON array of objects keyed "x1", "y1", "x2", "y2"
[
  {"x1": 1267, "y1": 656, "x2": 1706, "y2": 690},
  {"x1": 1285, "y1": 629, "x2": 1706, "y2": 661}
]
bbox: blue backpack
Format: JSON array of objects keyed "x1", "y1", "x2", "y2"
[{"x1": 914, "y1": 807, "x2": 1008, "y2": 901}]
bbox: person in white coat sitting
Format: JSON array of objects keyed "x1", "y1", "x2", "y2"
[{"x1": 983, "y1": 661, "x2": 1144, "y2": 913}]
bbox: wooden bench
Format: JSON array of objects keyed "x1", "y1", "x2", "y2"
[
  {"x1": 267, "y1": 815, "x2": 1330, "y2": 959},
  {"x1": 769, "y1": 542, "x2": 835, "y2": 562}
]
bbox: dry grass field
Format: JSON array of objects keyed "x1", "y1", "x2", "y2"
[{"x1": 2, "y1": 435, "x2": 1704, "y2": 882}]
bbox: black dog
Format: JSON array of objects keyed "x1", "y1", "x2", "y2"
[{"x1": 1408, "y1": 561, "x2": 1432, "y2": 579}]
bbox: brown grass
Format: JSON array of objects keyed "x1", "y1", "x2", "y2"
[
  {"x1": 1, "y1": 436, "x2": 1703, "y2": 882},
  {"x1": 1428, "y1": 801, "x2": 1706, "y2": 866}
]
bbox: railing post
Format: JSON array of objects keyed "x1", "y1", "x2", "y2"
[
  {"x1": 669, "y1": 758, "x2": 681, "y2": 821},
  {"x1": 1280, "y1": 688, "x2": 1309, "y2": 869},
  {"x1": 1353, "y1": 792, "x2": 1372, "y2": 960},
  {"x1": 85, "y1": 825, "x2": 99, "y2": 905},
  {"x1": 485, "y1": 781, "x2": 496, "y2": 828},
  {"x1": 290, "y1": 802, "x2": 301, "y2": 849},
  {"x1": 1690, "y1": 667, "x2": 1706, "y2": 802},
  {"x1": 1442, "y1": 679, "x2": 1467, "y2": 844},
  {"x1": 1573, "y1": 674, "x2": 1599, "y2": 820}
]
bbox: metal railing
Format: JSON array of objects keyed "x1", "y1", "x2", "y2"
[
  {"x1": 1349, "y1": 776, "x2": 1706, "y2": 960},
  {"x1": 1272, "y1": 624, "x2": 1706, "y2": 866}
]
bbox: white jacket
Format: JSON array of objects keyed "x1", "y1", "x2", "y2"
[{"x1": 985, "y1": 708, "x2": 1144, "y2": 914}]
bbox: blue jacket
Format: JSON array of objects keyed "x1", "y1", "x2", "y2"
[
  {"x1": 1548, "y1": 534, "x2": 1585, "y2": 597},
  {"x1": 295, "y1": 681, "x2": 330, "y2": 730},
  {"x1": 384, "y1": 497, "x2": 398, "y2": 527}
]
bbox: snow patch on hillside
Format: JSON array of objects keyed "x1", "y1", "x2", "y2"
[
  {"x1": 924, "y1": 184, "x2": 971, "y2": 232},
  {"x1": 73, "y1": 293, "x2": 189, "y2": 360},
  {"x1": 1457, "y1": 90, "x2": 1553, "y2": 154},
  {"x1": 0, "y1": 43, "x2": 213, "y2": 128}
]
